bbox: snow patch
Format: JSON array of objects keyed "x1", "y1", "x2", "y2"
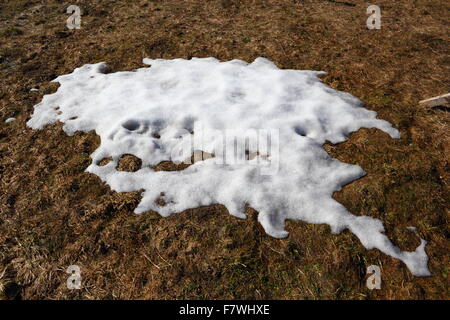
[
  {"x1": 27, "y1": 57, "x2": 430, "y2": 276},
  {"x1": 5, "y1": 117, "x2": 16, "y2": 123}
]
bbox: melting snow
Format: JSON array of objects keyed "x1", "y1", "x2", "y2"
[
  {"x1": 27, "y1": 57, "x2": 430, "y2": 276},
  {"x1": 5, "y1": 117, "x2": 16, "y2": 123}
]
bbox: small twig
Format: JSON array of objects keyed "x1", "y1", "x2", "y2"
[
  {"x1": 0, "y1": 267, "x2": 7, "y2": 280},
  {"x1": 142, "y1": 253, "x2": 160, "y2": 269},
  {"x1": 156, "y1": 249, "x2": 172, "y2": 267}
]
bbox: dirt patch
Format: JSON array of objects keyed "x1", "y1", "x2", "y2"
[{"x1": 117, "y1": 155, "x2": 142, "y2": 172}]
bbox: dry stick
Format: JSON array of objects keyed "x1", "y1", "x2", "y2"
[
  {"x1": 419, "y1": 93, "x2": 450, "y2": 108},
  {"x1": 156, "y1": 249, "x2": 173, "y2": 267}
]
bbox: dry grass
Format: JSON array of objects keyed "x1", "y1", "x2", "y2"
[{"x1": 0, "y1": 0, "x2": 448, "y2": 299}]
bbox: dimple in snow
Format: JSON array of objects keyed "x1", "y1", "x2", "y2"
[{"x1": 27, "y1": 57, "x2": 430, "y2": 276}]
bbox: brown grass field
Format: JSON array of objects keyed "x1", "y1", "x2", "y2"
[{"x1": 0, "y1": 0, "x2": 448, "y2": 299}]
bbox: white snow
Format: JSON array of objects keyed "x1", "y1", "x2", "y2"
[
  {"x1": 5, "y1": 117, "x2": 16, "y2": 123},
  {"x1": 30, "y1": 88, "x2": 39, "y2": 92},
  {"x1": 27, "y1": 57, "x2": 430, "y2": 276}
]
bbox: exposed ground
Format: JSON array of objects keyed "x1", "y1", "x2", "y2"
[{"x1": 0, "y1": 0, "x2": 448, "y2": 300}]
